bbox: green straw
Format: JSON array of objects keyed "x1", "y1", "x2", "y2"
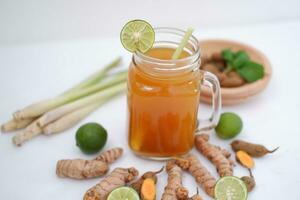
[{"x1": 172, "y1": 27, "x2": 194, "y2": 60}]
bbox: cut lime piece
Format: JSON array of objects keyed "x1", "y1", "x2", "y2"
[
  {"x1": 120, "y1": 19, "x2": 155, "y2": 53},
  {"x1": 215, "y1": 176, "x2": 248, "y2": 200},
  {"x1": 107, "y1": 186, "x2": 140, "y2": 200}
]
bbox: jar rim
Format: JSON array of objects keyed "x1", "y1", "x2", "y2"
[{"x1": 134, "y1": 27, "x2": 200, "y2": 65}]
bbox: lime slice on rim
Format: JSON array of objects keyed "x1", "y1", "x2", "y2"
[
  {"x1": 215, "y1": 176, "x2": 248, "y2": 200},
  {"x1": 120, "y1": 19, "x2": 155, "y2": 53},
  {"x1": 107, "y1": 186, "x2": 140, "y2": 200}
]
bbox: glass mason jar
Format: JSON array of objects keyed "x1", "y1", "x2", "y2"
[{"x1": 127, "y1": 27, "x2": 221, "y2": 159}]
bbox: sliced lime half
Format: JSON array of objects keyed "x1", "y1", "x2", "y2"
[
  {"x1": 107, "y1": 186, "x2": 140, "y2": 200},
  {"x1": 215, "y1": 176, "x2": 248, "y2": 200},
  {"x1": 120, "y1": 19, "x2": 155, "y2": 53}
]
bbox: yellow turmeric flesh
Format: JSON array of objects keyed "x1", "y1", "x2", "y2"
[
  {"x1": 141, "y1": 178, "x2": 156, "y2": 200},
  {"x1": 236, "y1": 150, "x2": 255, "y2": 169},
  {"x1": 130, "y1": 167, "x2": 163, "y2": 196},
  {"x1": 83, "y1": 167, "x2": 139, "y2": 200},
  {"x1": 195, "y1": 134, "x2": 234, "y2": 177}
]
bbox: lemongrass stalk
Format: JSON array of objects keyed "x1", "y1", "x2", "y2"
[
  {"x1": 64, "y1": 57, "x2": 121, "y2": 94},
  {"x1": 37, "y1": 82, "x2": 126, "y2": 128},
  {"x1": 1, "y1": 118, "x2": 35, "y2": 133},
  {"x1": 172, "y1": 27, "x2": 194, "y2": 60},
  {"x1": 43, "y1": 92, "x2": 121, "y2": 134},
  {"x1": 12, "y1": 120, "x2": 42, "y2": 146},
  {"x1": 13, "y1": 71, "x2": 127, "y2": 120}
]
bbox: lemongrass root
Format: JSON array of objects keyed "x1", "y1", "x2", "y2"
[
  {"x1": 65, "y1": 57, "x2": 121, "y2": 94},
  {"x1": 37, "y1": 82, "x2": 126, "y2": 128},
  {"x1": 12, "y1": 120, "x2": 42, "y2": 146},
  {"x1": 13, "y1": 71, "x2": 127, "y2": 120},
  {"x1": 1, "y1": 118, "x2": 35, "y2": 133}
]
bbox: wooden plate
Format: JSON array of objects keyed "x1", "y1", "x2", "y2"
[{"x1": 199, "y1": 39, "x2": 272, "y2": 105}]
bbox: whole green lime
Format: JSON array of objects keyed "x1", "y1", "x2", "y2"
[
  {"x1": 75, "y1": 122, "x2": 107, "y2": 154},
  {"x1": 215, "y1": 112, "x2": 243, "y2": 139}
]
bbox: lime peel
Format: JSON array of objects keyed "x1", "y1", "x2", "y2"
[
  {"x1": 120, "y1": 20, "x2": 155, "y2": 53},
  {"x1": 107, "y1": 186, "x2": 140, "y2": 200},
  {"x1": 214, "y1": 176, "x2": 248, "y2": 200}
]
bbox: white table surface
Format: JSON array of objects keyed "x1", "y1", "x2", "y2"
[{"x1": 1, "y1": 20, "x2": 300, "y2": 200}]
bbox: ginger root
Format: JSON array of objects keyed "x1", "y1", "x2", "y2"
[
  {"x1": 175, "y1": 155, "x2": 216, "y2": 197},
  {"x1": 141, "y1": 178, "x2": 156, "y2": 200},
  {"x1": 56, "y1": 147, "x2": 123, "y2": 179},
  {"x1": 236, "y1": 150, "x2": 255, "y2": 169},
  {"x1": 195, "y1": 134, "x2": 234, "y2": 177},
  {"x1": 231, "y1": 140, "x2": 279, "y2": 157},
  {"x1": 130, "y1": 166, "x2": 163, "y2": 195},
  {"x1": 161, "y1": 161, "x2": 184, "y2": 200},
  {"x1": 83, "y1": 167, "x2": 138, "y2": 200}
]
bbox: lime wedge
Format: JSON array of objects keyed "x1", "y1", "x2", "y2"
[
  {"x1": 107, "y1": 186, "x2": 140, "y2": 200},
  {"x1": 120, "y1": 19, "x2": 155, "y2": 53},
  {"x1": 215, "y1": 176, "x2": 248, "y2": 200}
]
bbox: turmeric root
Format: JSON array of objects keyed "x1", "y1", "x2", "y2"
[
  {"x1": 56, "y1": 147, "x2": 123, "y2": 179},
  {"x1": 83, "y1": 167, "x2": 138, "y2": 200},
  {"x1": 141, "y1": 178, "x2": 156, "y2": 200},
  {"x1": 189, "y1": 188, "x2": 203, "y2": 200},
  {"x1": 130, "y1": 166, "x2": 163, "y2": 195},
  {"x1": 175, "y1": 155, "x2": 216, "y2": 197},
  {"x1": 176, "y1": 187, "x2": 203, "y2": 200},
  {"x1": 236, "y1": 150, "x2": 255, "y2": 169},
  {"x1": 231, "y1": 140, "x2": 279, "y2": 157},
  {"x1": 56, "y1": 159, "x2": 108, "y2": 179},
  {"x1": 161, "y1": 161, "x2": 184, "y2": 200},
  {"x1": 175, "y1": 186, "x2": 189, "y2": 200},
  {"x1": 94, "y1": 147, "x2": 123, "y2": 164},
  {"x1": 195, "y1": 134, "x2": 233, "y2": 177},
  {"x1": 241, "y1": 169, "x2": 256, "y2": 192},
  {"x1": 212, "y1": 144, "x2": 231, "y2": 158}
]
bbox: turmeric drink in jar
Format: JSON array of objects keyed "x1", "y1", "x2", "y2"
[{"x1": 121, "y1": 21, "x2": 221, "y2": 159}]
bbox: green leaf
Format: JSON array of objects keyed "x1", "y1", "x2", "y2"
[
  {"x1": 232, "y1": 51, "x2": 250, "y2": 69},
  {"x1": 221, "y1": 49, "x2": 234, "y2": 62},
  {"x1": 237, "y1": 61, "x2": 264, "y2": 83}
]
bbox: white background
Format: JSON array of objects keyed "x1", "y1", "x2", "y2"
[{"x1": 1, "y1": 1, "x2": 300, "y2": 200}]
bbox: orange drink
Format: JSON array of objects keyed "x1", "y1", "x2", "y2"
[{"x1": 127, "y1": 28, "x2": 221, "y2": 159}]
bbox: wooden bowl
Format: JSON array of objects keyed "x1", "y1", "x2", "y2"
[{"x1": 199, "y1": 39, "x2": 272, "y2": 105}]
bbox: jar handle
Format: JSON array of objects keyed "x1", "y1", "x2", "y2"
[{"x1": 197, "y1": 71, "x2": 222, "y2": 132}]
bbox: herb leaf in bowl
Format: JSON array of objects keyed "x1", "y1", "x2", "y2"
[
  {"x1": 233, "y1": 51, "x2": 249, "y2": 69},
  {"x1": 222, "y1": 49, "x2": 235, "y2": 62},
  {"x1": 237, "y1": 61, "x2": 264, "y2": 83},
  {"x1": 221, "y1": 49, "x2": 264, "y2": 83}
]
